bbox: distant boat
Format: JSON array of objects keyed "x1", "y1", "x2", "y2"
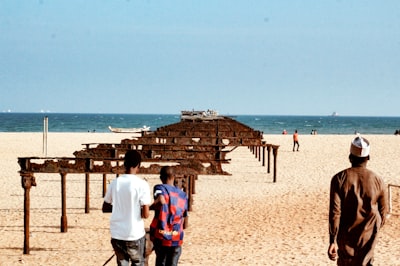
[
  {"x1": 331, "y1": 112, "x2": 339, "y2": 117},
  {"x1": 108, "y1": 125, "x2": 150, "y2": 133},
  {"x1": 181, "y1": 109, "x2": 220, "y2": 121}
]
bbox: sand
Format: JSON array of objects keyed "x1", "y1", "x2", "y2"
[{"x1": 0, "y1": 132, "x2": 399, "y2": 266}]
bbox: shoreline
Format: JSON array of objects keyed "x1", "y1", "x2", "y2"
[{"x1": 2, "y1": 113, "x2": 400, "y2": 135}]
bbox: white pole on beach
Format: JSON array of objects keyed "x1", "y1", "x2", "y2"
[{"x1": 43, "y1": 116, "x2": 48, "y2": 156}]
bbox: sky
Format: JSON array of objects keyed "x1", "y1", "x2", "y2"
[{"x1": 1, "y1": 1, "x2": 399, "y2": 116}]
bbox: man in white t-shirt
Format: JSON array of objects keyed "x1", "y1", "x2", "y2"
[{"x1": 103, "y1": 150, "x2": 151, "y2": 266}]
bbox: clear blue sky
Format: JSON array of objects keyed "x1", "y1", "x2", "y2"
[{"x1": 1, "y1": 1, "x2": 399, "y2": 116}]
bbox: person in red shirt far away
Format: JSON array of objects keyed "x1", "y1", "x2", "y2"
[{"x1": 293, "y1": 129, "x2": 300, "y2": 151}]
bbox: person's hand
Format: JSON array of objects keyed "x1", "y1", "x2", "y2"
[{"x1": 327, "y1": 243, "x2": 338, "y2": 261}]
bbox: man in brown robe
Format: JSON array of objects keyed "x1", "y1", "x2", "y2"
[{"x1": 328, "y1": 136, "x2": 388, "y2": 265}]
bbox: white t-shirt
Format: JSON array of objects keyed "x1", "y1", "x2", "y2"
[{"x1": 104, "y1": 174, "x2": 151, "y2": 241}]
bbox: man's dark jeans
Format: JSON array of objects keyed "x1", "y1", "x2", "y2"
[
  {"x1": 111, "y1": 236, "x2": 145, "y2": 266},
  {"x1": 154, "y1": 244, "x2": 182, "y2": 266}
]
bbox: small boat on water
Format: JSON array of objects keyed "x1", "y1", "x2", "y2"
[
  {"x1": 181, "y1": 109, "x2": 220, "y2": 121},
  {"x1": 108, "y1": 125, "x2": 150, "y2": 133}
]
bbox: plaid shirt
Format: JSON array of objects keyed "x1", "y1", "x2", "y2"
[{"x1": 150, "y1": 184, "x2": 188, "y2": 247}]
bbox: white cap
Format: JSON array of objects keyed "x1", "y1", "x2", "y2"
[{"x1": 350, "y1": 135, "x2": 370, "y2": 157}]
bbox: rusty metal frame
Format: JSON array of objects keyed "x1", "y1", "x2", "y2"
[{"x1": 18, "y1": 115, "x2": 279, "y2": 254}]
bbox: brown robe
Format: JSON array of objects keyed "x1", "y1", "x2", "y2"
[{"x1": 329, "y1": 165, "x2": 387, "y2": 266}]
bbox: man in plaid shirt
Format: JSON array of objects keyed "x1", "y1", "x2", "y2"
[{"x1": 150, "y1": 166, "x2": 188, "y2": 266}]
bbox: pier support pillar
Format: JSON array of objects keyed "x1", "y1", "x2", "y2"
[{"x1": 21, "y1": 172, "x2": 36, "y2": 254}]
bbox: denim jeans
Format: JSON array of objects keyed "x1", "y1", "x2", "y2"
[
  {"x1": 111, "y1": 236, "x2": 145, "y2": 266},
  {"x1": 154, "y1": 244, "x2": 182, "y2": 266}
]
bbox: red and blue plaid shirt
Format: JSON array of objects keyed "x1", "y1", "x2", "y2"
[{"x1": 150, "y1": 184, "x2": 188, "y2": 247}]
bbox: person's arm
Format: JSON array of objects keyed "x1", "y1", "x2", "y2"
[
  {"x1": 141, "y1": 205, "x2": 150, "y2": 218},
  {"x1": 328, "y1": 175, "x2": 341, "y2": 261},
  {"x1": 150, "y1": 185, "x2": 166, "y2": 210},
  {"x1": 378, "y1": 178, "x2": 388, "y2": 226},
  {"x1": 140, "y1": 181, "x2": 152, "y2": 218},
  {"x1": 150, "y1": 195, "x2": 166, "y2": 210},
  {"x1": 103, "y1": 180, "x2": 113, "y2": 213},
  {"x1": 102, "y1": 201, "x2": 112, "y2": 213},
  {"x1": 327, "y1": 243, "x2": 338, "y2": 261}
]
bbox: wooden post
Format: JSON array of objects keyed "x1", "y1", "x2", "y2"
[
  {"x1": 188, "y1": 175, "x2": 193, "y2": 212},
  {"x1": 184, "y1": 174, "x2": 195, "y2": 228},
  {"x1": 262, "y1": 141, "x2": 266, "y2": 166},
  {"x1": 21, "y1": 173, "x2": 36, "y2": 254},
  {"x1": 388, "y1": 185, "x2": 392, "y2": 214},
  {"x1": 272, "y1": 145, "x2": 279, "y2": 183},
  {"x1": 183, "y1": 215, "x2": 189, "y2": 230},
  {"x1": 191, "y1": 174, "x2": 196, "y2": 195},
  {"x1": 103, "y1": 174, "x2": 107, "y2": 197},
  {"x1": 85, "y1": 158, "x2": 93, "y2": 213},
  {"x1": 85, "y1": 173, "x2": 90, "y2": 213},
  {"x1": 61, "y1": 173, "x2": 68, "y2": 232},
  {"x1": 23, "y1": 187, "x2": 30, "y2": 254},
  {"x1": 267, "y1": 145, "x2": 271, "y2": 173},
  {"x1": 258, "y1": 145, "x2": 261, "y2": 162}
]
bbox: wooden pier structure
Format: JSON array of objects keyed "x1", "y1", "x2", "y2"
[{"x1": 18, "y1": 114, "x2": 279, "y2": 254}]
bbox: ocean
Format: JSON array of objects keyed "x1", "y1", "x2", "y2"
[{"x1": 0, "y1": 112, "x2": 399, "y2": 135}]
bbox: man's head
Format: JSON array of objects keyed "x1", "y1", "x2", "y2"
[
  {"x1": 124, "y1": 150, "x2": 142, "y2": 170},
  {"x1": 349, "y1": 135, "x2": 370, "y2": 164},
  {"x1": 160, "y1": 166, "x2": 174, "y2": 184}
]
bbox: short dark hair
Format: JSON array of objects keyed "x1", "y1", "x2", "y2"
[
  {"x1": 124, "y1": 150, "x2": 141, "y2": 170},
  {"x1": 160, "y1": 166, "x2": 174, "y2": 183},
  {"x1": 349, "y1": 153, "x2": 369, "y2": 165}
]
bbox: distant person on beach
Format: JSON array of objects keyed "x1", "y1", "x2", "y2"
[
  {"x1": 102, "y1": 150, "x2": 151, "y2": 266},
  {"x1": 150, "y1": 166, "x2": 188, "y2": 266},
  {"x1": 293, "y1": 130, "x2": 299, "y2": 151},
  {"x1": 282, "y1": 129, "x2": 287, "y2": 135},
  {"x1": 328, "y1": 136, "x2": 388, "y2": 265}
]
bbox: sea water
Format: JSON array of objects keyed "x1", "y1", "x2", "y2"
[{"x1": 0, "y1": 112, "x2": 399, "y2": 134}]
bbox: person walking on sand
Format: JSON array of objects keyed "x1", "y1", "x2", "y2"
[
  {"x1": 150, "y1": 166, "x2": 188, "y2": 266},
  {"x1": 328, "y1": 136, "x2": 388, "y2": 266},
  {"x1": 102, "y1": 150, "x2": 151, "y2": 266},
  {"x1": 293, "y1": 129, "x2": 300, "y2": 151}
]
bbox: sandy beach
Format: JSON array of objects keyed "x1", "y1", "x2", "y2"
[{"x1": 1, "y1": 132, "x2": 399, "y2": 266}]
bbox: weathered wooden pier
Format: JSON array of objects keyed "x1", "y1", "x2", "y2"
[{"x1": 18, "y1": 114, "x2": 279, "y2": 254}]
